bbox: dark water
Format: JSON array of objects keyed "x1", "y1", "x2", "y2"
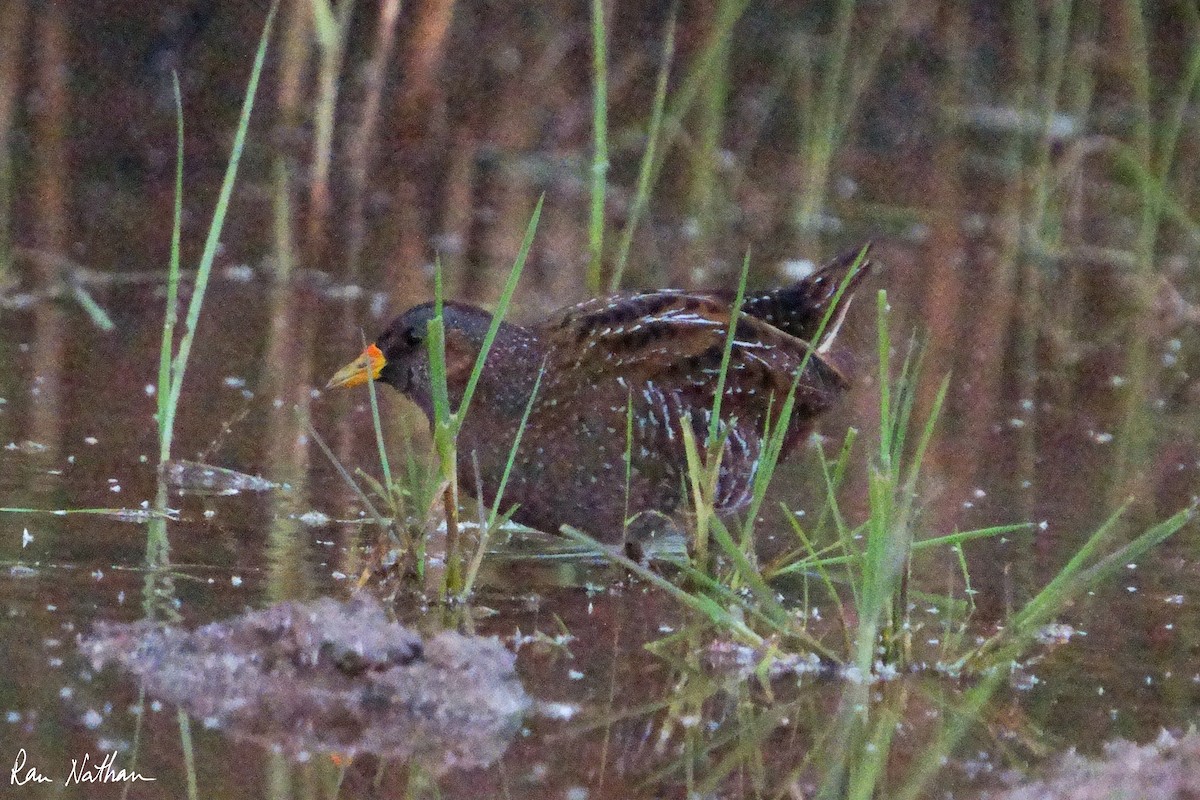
[{"x1": 1, "y1": 1, "x2": 1199, "y2": 797}]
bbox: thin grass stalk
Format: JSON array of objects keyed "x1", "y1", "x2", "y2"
[
  {"x1": 484, "y1": 360, "x2": 546, "y2": 530},
  {"x1": 1110, "y1": 0, "x2": 1164, "y2": 495},
  {"x1": 0, "y1": 0, "x2": 23, "y2": 283},
  {"x1": 795, "y1": 0, "x2": 856, "y2": 231},
  {"x1": 1153, "y1": 38, "x2": 1200, "y2": 187},
  {"x1": 706, "y1": 515, "x2": 787, "y2": 619},
  {"x1": 741, "y1": 395, "x2": 784, "y2": 536},
  {"x1": 795, "y1": 0, "x2": 911, "y2": 238},
  {"x1": 682, "y1": 251, "x2": 751, "y2": 570},
  {"x1": 343, "y1": 0, "x2": 400, "y2": 282},
  {"x1": 560, "y1": 525, "x2": 765, "y2": 646},
  {"x1": 610, "y1": 12, "x2": 676, "y2": 291},
  {"x1": 427, "y1": 199, "x2": 543, "y2": 594},
  {"x1": 898, "y1": 374, "x2": 948, "y2": 518},
  {"x1": 680, "y1": 423, "x2": 713, "y2": 568},
  {"x1": 953, "y1": 540, "x2": 976, "y2": 615},
  {"x1": 819, "y1": 427, "x2": 858, "y2": 528},
  {"x1": 886, "y1": 340, "x2": 923, "y2": 469},
  {"x1": 160, "y1": 3, "x2": 277, "y2": 466},
  {"x1": 781, "y1": 508, "x2": 854, "y2": 654},
  {"x1": 875, "y1": 290, "x2": 892, "y2": 473},
  {"x1": 808, "y1": 439, "x2": 862, "y2": 607},
  {"x1": 671, "y1": 556, "x2": 833, "y2": 653},
  {"x1": 586, "y1": 0, "x2": 609, "y2": 292},
  {"x1": 271, "y1": 158, "x2": 296, "y2": 281},
  {"x1": 965, "y1": 504, "x2": 1194, "y2": 671},
  {"x1": 177, "y1": 711, "x2": 199, "y2": 800},
  {"x1": 157, "y1": 74, "x2": 185, "y2": 465},
  {"x1": 306, "y1": 0, "x2": 354, "y2": 251},
  {"x1": 454, "y1": 196, "x2": 544, "y2": 429},
  {"x1": 426, "y1": 262, "x2": 461, "y2": 593},
  {"x1": 738, "y1": 247, "x2": 870, "y2": 548},
  {"x1": 461, "y1": 360, "x2": 547, "y2": 597},
  {"x1": 777, "y1": 522, "x2": 1030, "y2": 572},
  {"x1": 643, "y1": 0, "x2": 751, "y2": 207},
  {"x1": 686, "y1": 10, "x2": 731, "y2": 263},
  {"x1": 835, "y1": 0, "x2": 908, "y2": 147},
  {"x1": 276, "y1": 0, "x2": 312, "y2": 122},
  {"x1": 364, "y1": 332, "x2": 394, "y2": 497},
  {"x1": 853, "y1": 288, "x2": 925, "y2": 673},
  {"x1": 346, "y1": 0, "x2": 401, "y2": 213},
  {"x1": 1025, "y1": 0, "x2": 1074, "y2": 245},
  {"x1": 303, "y1": 411, "x2": 390, "y2": 527},
  {"x1": 815, "y1": 438, "x2": 856, "y2": 576},
  {"x1": 119, "y1": 686, "x2": 149, "y2": 800},
  {"x1": 708, "y1": 251, "x2": 750, "y2": 445},
  {"x1": 854, "y1": 470, "x2": 893, "y2": 671}
]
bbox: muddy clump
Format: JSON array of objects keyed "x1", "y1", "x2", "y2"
[
  {"x1": 983, "y1": 729, "x2": 1200, "y2": 800},
  {"x1": 81, "y1": 595, "x2": 528, "y2": 771}
]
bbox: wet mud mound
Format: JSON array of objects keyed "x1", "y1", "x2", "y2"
[
  {"x1": 983, "y1": 730, "x2": 1200, "y2": 800},
  {"x1": 82, "y1": 595, "x2": 529, "y2": 771}
]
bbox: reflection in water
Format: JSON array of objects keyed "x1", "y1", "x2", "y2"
[{"x1": 261, "y1": 281, "x2": 317, "y2": 603}]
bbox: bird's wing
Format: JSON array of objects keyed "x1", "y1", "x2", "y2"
[{"x1": 539, "y1": 291, "x2": 847, "y2": 432}]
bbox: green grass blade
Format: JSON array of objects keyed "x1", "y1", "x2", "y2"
[
  {"x1": 773, "y1": 523, "x2": 1031, "y2": 573},
  {"x1": 427, "y1": 255, "x2": 452, "y2": 446},
  {"x1": 707, "y1": 250, "x2": 750, "y2": 447},
  {"x1": 558, "y1": 525, "x2": 765, "y2": 646},
  {"x1": 964, "y1": 504, "x2": 1195, "y2": 671},
  {"x1": 302, "y1": 410, "x2": 390, "y2": 529},
  {"x1": 585, "y1": 0, "x2": 608, "y2": 292},
  {"x1": 363, "y1": 330, "x2": 394, "y2": 494},
  {"x1": 737, "y1": 246, "x2": 871, "y2": 542},
  {"x1": 157, "y1": 72, "x2": 185, "y2": 464},
  {"x1": 160, "y1": 2, "x2": 277, "y2": 463},
  {"x1": 875, "y1": 289, "x2": 892, "y2": 472},
  {"x1": 486, "y1": 359, "x2": 546, "y2": 530},
  {"x1": 454, "y1": 195, "x2": 544, "y2": 428},
  {"x1": 461, "y1": 359, "x2": 548, "y2": 597},
  {"x1": 707, "y1": 515, "x2": 790, "y2": 623},
  {"x1": 610, "y1": 12, "x2": 676, "y2": 291}
]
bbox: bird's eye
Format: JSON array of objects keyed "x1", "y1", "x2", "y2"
[{"x1": 403, "y1": 328, "x2": 424, "y2": 349}]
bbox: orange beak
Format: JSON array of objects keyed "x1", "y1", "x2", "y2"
[{"x1": 326, "y1": 343, "x2": 386, "y2": 389}]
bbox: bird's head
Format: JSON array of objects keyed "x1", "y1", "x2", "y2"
[{"x1": 325, "y1": 302, "x2": 503, "y2": 412}]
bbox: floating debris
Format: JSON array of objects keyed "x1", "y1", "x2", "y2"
[
  {"x1": 297, "y1": 510, "x2": 332, "y2": 527},
  {"x1": 81, "y1": 595, "x2": 528, "y2": 768},
  {"x1": 162, "y1": 460, "x2": 279, "y2": 496},
  {"x1": 1035, "y1": 624, "x2": 1079, "y2": 646},
  {"x1": 0, "y1": 506, "x2": 177, "y2": 522},
  {"x1": 222, "y1": 264, "x2": 255, "y2": 282},
  {"x1": 4, "y1": 440, "x2": 48, "y2": 454},
  {"x1": 958, "y1": 105, "x2": 1079, "y2": 140}
]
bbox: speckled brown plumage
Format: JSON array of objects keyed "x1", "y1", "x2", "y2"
[{"x1": 328, "y1": 246, "x2": 872, "y2": 544}]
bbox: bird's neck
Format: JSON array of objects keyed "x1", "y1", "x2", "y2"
[{"x1": 409, "y1": 326, "x2": 545, "y2": 424}]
